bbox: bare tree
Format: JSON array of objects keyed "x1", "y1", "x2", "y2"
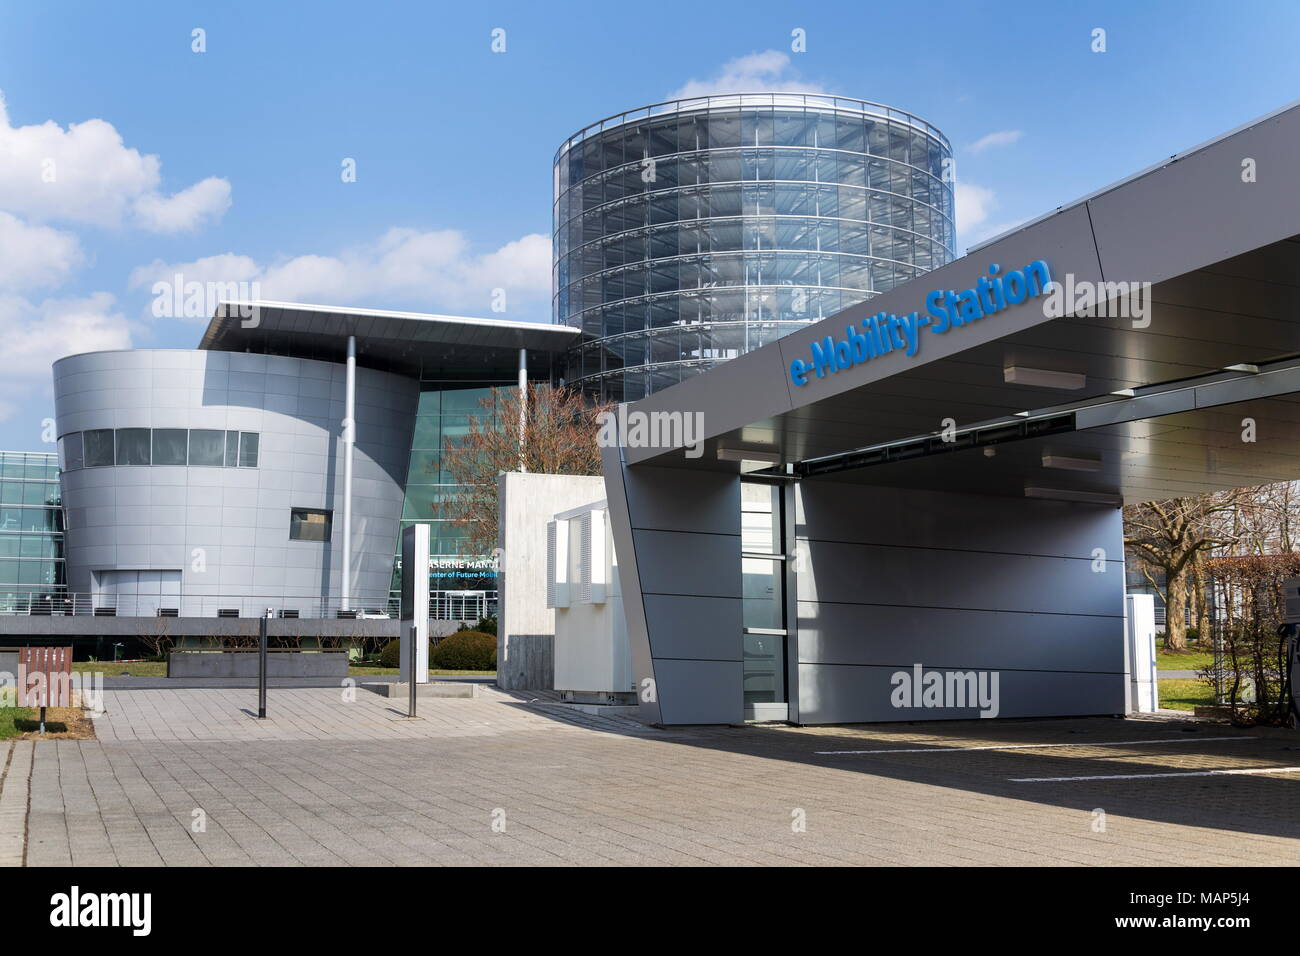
[
  {"x1": 440, "y1": 385, "x2": 611, "y2": 554},
  {"x1": 1124, "y1": 492, "x2": 1244, "y2": 651}
]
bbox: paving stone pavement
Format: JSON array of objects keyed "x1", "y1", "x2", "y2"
[{"x1": 3, "y1": 685, "x2": 1299, "y2": 866}]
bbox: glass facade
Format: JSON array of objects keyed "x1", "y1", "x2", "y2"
[
  {"x1": 393, "y1": 378, "x2": 515, "y2": 613},
  {"x1": 554, "y1": 93, "x2": 956, "y2": 400},
  {"x1": 0, "y1": 450, "x2": 65, "y2": 611}
]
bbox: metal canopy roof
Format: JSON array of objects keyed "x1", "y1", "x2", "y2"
[
  {"x1": 199, "y1": 300, "x2": 580, "y2": 378},
  {"x1": 622, "y1": 99, "x2": 1300, "y2": 505}
]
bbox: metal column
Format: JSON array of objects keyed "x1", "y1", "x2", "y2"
[{"x1": 341, "y1": 335, "x2": 356, "y2": 611}]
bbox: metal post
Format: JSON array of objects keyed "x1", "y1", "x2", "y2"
[
  {"x1": 517, "y1": 347, "x2": 527, "y2": 473},
  {"x1": 342, "y1": 334, "x2": 356, "y2": 611},
  {"x1": 408, "y1": 624, "x2": 418, "y2": 718},
  {"x1": 257, "y1": 607, "x2": 270, "y2": 719}
]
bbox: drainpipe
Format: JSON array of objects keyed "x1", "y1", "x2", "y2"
[
  {"x1": 342, "y1": 335, "x2": 356, "y2": 611},
  {"x1": 518, "y1": 347, "x2": 527, "y2": 473}
]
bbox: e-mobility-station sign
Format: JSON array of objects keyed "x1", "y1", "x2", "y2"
[{"x1": 788, "y1": 260, "x2": 1053, "y2": 386}]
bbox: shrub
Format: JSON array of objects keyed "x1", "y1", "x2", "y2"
[
  {"x1": 378, "y1": 638, "x2": 433, "y2": 669},
  {"x1": 455, "y1": 615, "x2": 497, "y2": 636},
  {"x1": 430, "y1": 630, "x2": 496, "y2": 671},
  {"x1": 378, "y1": 639, "x2": 403, "y2": 669}
]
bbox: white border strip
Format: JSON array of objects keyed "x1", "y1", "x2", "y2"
[
  {"x1": 816, "y1": 736, "x2": 1251, "y2": 755},
  {"x1": 1011, "y1": 766, "x2": 1300, "y2": 783}
]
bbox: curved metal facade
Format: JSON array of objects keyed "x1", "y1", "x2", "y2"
[
  {"x1": 52, "y1": 350, "x2": 418, "y2": 615},
  {"x1": 554, "y1": 93, "x2": 955, "y2": 400}
]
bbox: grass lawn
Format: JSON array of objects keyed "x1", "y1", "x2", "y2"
[
  {"x1": 1156, "y1": 645, "x2": 1214, "y2": 672},
  {"x1": 0, "y1": 687, "x2": 32, "y2": 739},
  {"x1": 0, "y1": 707, "x2": 34, "y2": 740},
  {"x1": 1159, "y1": 677, "x2": 1215, "y2": 711},
  {"x1": 73, "y1": 661, "x2": 166, "y2": 677}
]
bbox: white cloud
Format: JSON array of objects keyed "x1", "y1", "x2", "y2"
[
  {"x1": 132, "y1": 176, "x2": 231, "y2": 234},
  {"x1": 0, "y1": 292, "x2": 133, "y2": 423},
  {"x1": 954, "y1": 182, "x2": 1028, "y2": 246},
  {"x1": 0, "y1": 91, "x2": 231, "y2": 232},
  {"x1": 129, "y1": 228, "x2": 553, "y2": 320},
  {"x1": 669, "y1": 51, "x2": 825, "y2": 99},
  {"x1": 0, "y1": 212, "x2": 83, "y2": 292},
  {"x1": 967, "y1": 129, "x2": 1024, "y2": 154},
  {"x1": 955, "y1": 182, "x2": 996, "y2": 236}
]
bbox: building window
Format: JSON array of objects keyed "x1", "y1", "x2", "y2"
[
  {"x1": 83, "y1": 429, "x2": 115, "y2": 467},
  {"x1": 58, "y1": 428, "x2": 261, "y2": 470},
  {"x1": 152, "y1": 429, "x2": 188, "y2": 466},
  {"x1": 290, "y1": 509, "x2": 332, "y2": 542},
  {"x1": 115, "y1": 428, "x2": 151, "y2": 466},
  {"x1": 188, "y1": 429, "x2": 225, "y2": 466},
  {"x1": 239, "y1": 432, "x2": 259, "y2": 468}
]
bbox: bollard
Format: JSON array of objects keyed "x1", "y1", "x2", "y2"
[
  {"x1": 408, "y1": 624, "x2": 417, "y2": 718},
  {"x1": 258, "y1": 607, "x2": 271, "y2": 719}
]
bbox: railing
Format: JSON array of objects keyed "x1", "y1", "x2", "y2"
[
  {"x1": 430, "y1": 590, "x2": 497, "y2": 622},
  {"x1": 0, "y1": 592, "x2": 400, "y2": 620},
  {"x1": 1, "y1": 590, "x2": 499, "y2": 621}
]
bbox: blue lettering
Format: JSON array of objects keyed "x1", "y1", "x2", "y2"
[
  {"x1": 809, "y1": 336, "x2": 836, "y2": 378},
  {"x1": 926, "y1": 289, "x2": 952, "y2": 334}
]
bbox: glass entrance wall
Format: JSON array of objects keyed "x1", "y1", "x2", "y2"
[
  {"x1": 394, "y1": 371, "x2": 513, "y2": 618},
  {"x1": 741, "y1": 481, "x2": 788, "y2": 709},
  {"x1": 553, "y1": 93, "x2": 955, "y2": 401}
]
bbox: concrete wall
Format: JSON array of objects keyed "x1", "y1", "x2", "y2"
[
  {"x1": 53, "y1": 350, "x2": 418, "y2": 613},
  {"x1": 794, "y1": 480, "x2": 1128, "y2": 723},
  {"x1": 496, "y1": 472, "x2": 605, "y2": 689},
  {"x1": 168, "y1": 649, "x2": 349, "y2": 678}
]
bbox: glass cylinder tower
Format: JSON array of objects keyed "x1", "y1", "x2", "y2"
[{"x1": 553, "y1": 93, "x2": 956, "y2": 401}]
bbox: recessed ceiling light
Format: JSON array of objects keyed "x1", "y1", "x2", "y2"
[
  {"x1": 1042, "y1": 454, "x2": 1102, "y2": 472},
  {"x1": 717, "y1": 446, "x2": 781, "y2": 464},
  {"x1": 1024, "y1": 485, "x2": 1122, "y2": 506},
  {"x1": 1004, "y1": 366, "x2": 1087, "y2": 389}
]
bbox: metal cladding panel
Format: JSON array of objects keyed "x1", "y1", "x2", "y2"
[
  {"x1": 621, "y1": 463, "x2": 742, "y2": 535},
  {"x1": 654, "y1": 658, "x2": 744, "y2": 725},
  {"x1": 642, "y1": 594, "x2": 741, "y2": 662},
  {"x1": 602, "y1": 443, "x2": 660, "y2": 724},
  {"x1": 1087, "y1": 107, "x2": 1300, "y2": 287},
  {"x1": 604, "y1": 449, "x2": 744, "y2": 724},
  {"x1": 797, "y1": 602, "x2": 1123, "y2": 674},
  {"x1": 798, "y1": 540, "x2": 1121, "y2": 617},
  {"x1": 631, "y1": 530, "x2": 740, "y2": 599},
  {"x1": 795, "y1": 481, "x2": 1120, "y2": 559},
  {"x1": 797, "y1": 665, "x2": 1125, "y2": 724}
]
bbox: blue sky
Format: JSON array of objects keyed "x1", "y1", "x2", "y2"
[{"x1": 0, "y1": 0, "x2": 1298, "y2": 452}]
